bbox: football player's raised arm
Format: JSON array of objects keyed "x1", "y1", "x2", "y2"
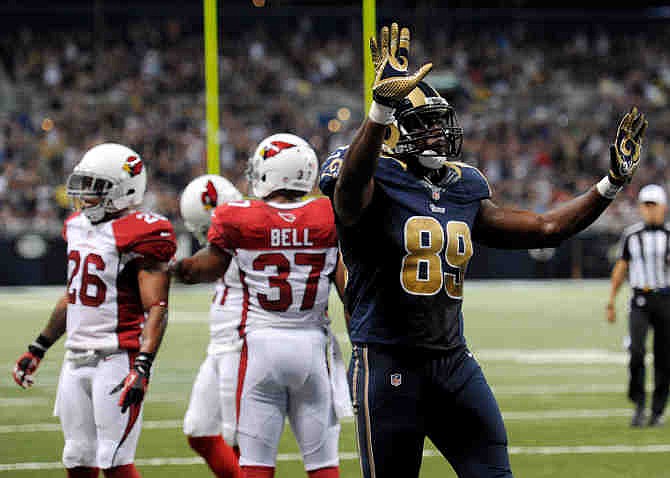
[
  {"x1": 475, "y1": 106, "x2": 648, "y2": 249},
  {"x1": 333, "y1": 121, "x2": 382, "y2": 225},
  {"x1": 473, "y1": 190, "x2": 610, "y2": 249},
  {"x1": 335, "y1": 22, "x2": 432, "y2": 226},
  {"x1": 171, "y1": 244, "x2": 232, "y2": 284}
]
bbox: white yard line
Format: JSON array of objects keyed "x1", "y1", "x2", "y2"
[
  {"x1": 502, "y1": 408, "x2": 632, "y2": 420},
  {"x1": 3, "y1": 444, "x2": 670, "y2": 471},
  {"x1": 473, "y1": 349, "x2": 630, "y2": 365},
  {"x1": 0, "y1": 420, "x2": 183, "y2": 434},
  {"x1": 0, "y1": 409, "x2": 636, "y2": 434},
  {"x1": 0, "y1": 397, "x2": 50, "y2": 407},
  {"x1": 491, "y1": 383, "x2": 630, "y2": 395}
]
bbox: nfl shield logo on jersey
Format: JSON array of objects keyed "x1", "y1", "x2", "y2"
[{"x1": 390, "y1": 373, "x2": 402, "y2": 387}]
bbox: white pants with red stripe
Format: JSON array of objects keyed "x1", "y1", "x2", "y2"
[
  {"x1": 183, "y1": 345, "x2": 242, "y2": 445},
  {"x1": 237, "y1": 327, "x2": 341, "y2": 471},
  {"x1": 53, "y1": 350, "x2": 142, "y2": 469}
]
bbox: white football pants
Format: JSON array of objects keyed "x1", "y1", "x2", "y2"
[
  {"x1": 183, "y1": 346, "x2": 242, "y2": 445},
  {"x1": 54, "y1": 351, "x2": 142, "y2": 469},
  {"x1": 237, "y1": 327, "x2": 340, "y2": 471}
]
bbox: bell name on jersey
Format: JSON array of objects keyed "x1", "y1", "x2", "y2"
[
  {"x1": 207, "y1": 198, "x2": 338, "y2": 335},
  {"x1": 62, "y1": 210, "x2": 177, "y2": 352}
]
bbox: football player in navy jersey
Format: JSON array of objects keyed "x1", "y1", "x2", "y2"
[{"x1": 319, "y1": 22, "x2": 648, "y2": 478}]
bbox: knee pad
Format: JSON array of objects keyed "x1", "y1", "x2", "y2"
[
  {"x1": 301, "y1": 423, "x2": 340, "y2": 471},
  {"x1": 97, "y1": 439, "x2": 135, "y2": 469},
  {"x1": 63, "y1": 440, "x2": 98, "y2": 469},
  {"x1": 237, "y1": 431, "x2": 279, "y2": 468},
  {"x1": 184, "y1": 410, "x2": 221, "y2": 438}
]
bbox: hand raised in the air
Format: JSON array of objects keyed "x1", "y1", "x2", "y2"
[
  {"x1": 609, "y1": 106, "x2": 648, "y2": 185},
  {"x1": 370, "y1": 22, "x2": 432, "y2": 108}
]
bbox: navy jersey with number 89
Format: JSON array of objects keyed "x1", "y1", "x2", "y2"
[{"x1": 319, "y1": 146, "x2": 491, "y2": 351}]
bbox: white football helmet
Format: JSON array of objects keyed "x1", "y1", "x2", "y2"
[
  {"x1": 66, "y1": 143, "x2": 147, "y2": 223},
  {"x1": 247, "y1": 133, "x2": 318, "y2": 199},
  {"x1": 180, "y1": 174, "x2": 242, "y2": 244}
]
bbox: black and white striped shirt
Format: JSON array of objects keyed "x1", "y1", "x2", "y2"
[{"x1": 620, "y1": 222, "x2": 670, "y2": 290}]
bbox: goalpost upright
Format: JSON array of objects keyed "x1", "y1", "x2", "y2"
[
  {"x1": 204, "y1": 0, "x2": 220, "y2": 175},
  {"x1": 362, "y1": 0, "x2": 376, "y2": 113}
]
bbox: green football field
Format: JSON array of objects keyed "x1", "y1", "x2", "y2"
[{"x1": 1, "y1": 281, "x2": 669, "y2": 478}]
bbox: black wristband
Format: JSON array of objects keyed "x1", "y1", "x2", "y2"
[
  {"x1": 134, "y1": 352, "x2": 155, "y2": 377},
  {"x1": 28, "y1": 334, "x2": 54, "y2": 359}
]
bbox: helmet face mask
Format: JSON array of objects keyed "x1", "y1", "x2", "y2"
[
  {"x1": 384, "y1": 82, "x2": 464, "y2": 170},
  {"x1": 66, "y1": 172, "x2": 117, "y2": 223},
  {"x1": 66, "y1": 143, "x2": 147, "y2": 224}
]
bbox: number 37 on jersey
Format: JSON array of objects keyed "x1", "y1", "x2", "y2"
[{"x1": 400, "y1": 216, "x2": 473, "y2": 299}]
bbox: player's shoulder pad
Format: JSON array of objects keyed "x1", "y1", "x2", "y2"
[
  {"x1": 113, "y1": 211, "x2": 176, "y2": 262},
  {"x1": 374, "y1": 155, "x2": 411, "y2": 182},
  {"x1": 210, "y1": 199, "x2": 257, "y2": 229},
  {"x1": 319, "y1": 146, "x2": 348, "y2": 198},
  {"x1": 308, "y1": 196, "x2": 336, "y2": 222},
  {"x1": 62, "y1": 211, "x2": 82, "y2": 241},
  {"x1": 449, "y1": 161, "x2": 492, "y2": 202},
  {"x1": 208, "y1": 199, "x2": 259, "y2": 250}
]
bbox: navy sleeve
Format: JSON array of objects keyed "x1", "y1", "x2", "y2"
[{"x1": 319, "y1": 146, "x2": 348, "y2": 199}]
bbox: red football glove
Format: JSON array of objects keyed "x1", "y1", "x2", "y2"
[
  {"x1": 13, "y1": 351, "x2": 42, "y2": 389},
  {"x1": 111, "y1": 353, "x2": 153, "y2": 413}
]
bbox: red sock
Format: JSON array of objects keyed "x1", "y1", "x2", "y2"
[
  {"x1": 102, "y1": 464, "x2": 141, "y2": 478},
  {"x1": 188, "y1": 435, "x2": 241, "y2": 478},
  {"x1": 241, "y1": 466, "x2": 275, "y2": 478},
  {"x1": 308, "y1": 466, "x2": 339, "y2": 478},
  {"x1": 67, "y1": 467, "x2": 100, "y2": 478}
]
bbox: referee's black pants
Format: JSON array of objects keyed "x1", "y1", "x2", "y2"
[{"x1": 628, "y1": 291, "x2": 670, "y2": 416}]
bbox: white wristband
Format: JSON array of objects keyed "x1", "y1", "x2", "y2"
[
  {"x1": 368, "y1": 101, "x2": 395, "y2": 125},
  {"x1": 596, "y1": 176, "x2": 622, "y2": 199}
]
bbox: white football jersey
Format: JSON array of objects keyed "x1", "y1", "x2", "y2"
[
  {"x1": 208, "y1": 198, "x2": 338, "y2": 334},
  {"x1": 207, "y1": 259, "x2": 245, "y2": 354},
  {"x1": 62, "y1": 211, "x2": 176, "y2": 351}
]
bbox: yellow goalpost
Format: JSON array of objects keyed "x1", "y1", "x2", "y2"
[
  {"x1": 203, "y1": 1, "x2": 377, "y2": 173},
  {"x1": 362, "y1": 0, "x2": 376, "y2": 113},
  {"x1": 204, "y1": 0, "x2": 220, "y2": 175}
]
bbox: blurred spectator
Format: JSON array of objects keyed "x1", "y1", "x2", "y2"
[{"x1": 0, "y1": 15, "x2": 668, "y2": 235}]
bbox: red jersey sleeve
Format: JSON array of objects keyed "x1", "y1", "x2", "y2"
[
  {"x1": 113, "y1": 212, "x2": 177, "y2": 262},
  {"x1": 207, "y1": 202, "x2": 244, "y2": 252}
]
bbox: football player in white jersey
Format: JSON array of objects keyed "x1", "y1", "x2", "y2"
[
  {"x1": 171, "y1": 134, "x2": 351, "y2": 478},
  {"x1": 12, "y1": 143, "x2": 176, "y2": 478},
  {"x1": 179, "y1": 174, "x2": 244, "y2": 478}
]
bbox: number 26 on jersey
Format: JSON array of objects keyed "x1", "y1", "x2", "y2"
[{"x1": 400, "y1": 216, "x2": 473, "y2": 299}]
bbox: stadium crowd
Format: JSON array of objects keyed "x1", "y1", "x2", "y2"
[{"x1": 0, "y1": 16, "x2": 669, "y2": 235}]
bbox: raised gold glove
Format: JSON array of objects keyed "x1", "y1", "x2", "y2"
[
  {"x1": 370, "y1": 22, "x2": 432, "y2": 107},
  {"x1": 609, "y1": 106, "x2": 648, "y2": 185}
]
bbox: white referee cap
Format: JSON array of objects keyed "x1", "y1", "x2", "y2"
[{"x1": 638, "y1": 184, "x2": 667, "y2": 205}]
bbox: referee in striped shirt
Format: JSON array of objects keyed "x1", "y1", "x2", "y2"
[{"x1": 607, "y1": 184, "x2": 670, "y2": 427}]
